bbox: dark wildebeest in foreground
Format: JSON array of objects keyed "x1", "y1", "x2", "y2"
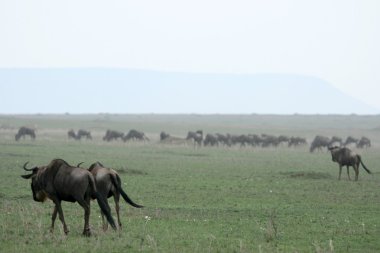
[
  {"x1": 186, "y1": 130, "x2": 203, "y2": 147},
  {"x1": 103, "y1": 130, "x2": 125, "y2": 141},
  {"x1": 77, "y1": 129, "x2": 92, "y2": 140},
  {"x1": 328, "y1": 146, "x2": 371, "y2": 181},
  {"x1": 309, "y1": 135, "x2": 330, "y2": 152},
  {"x1": 87, "y1": 162, "x2": 143, "y2": 230},
  {"x1": 21, "y1": 159, "x2": 116, "y2": 236},
  {"x1": 344, "y1": 136, "x2": 359, "y2": 147},
  {"x1": 15, "y1": 126, "x2": 36, "y2": 141},
  {"x1": 356, "y1": 136, "x2": 371, "y2": 149},
  {"x1": 123, "y1": 129, "x2": 149, "y2": 142}
]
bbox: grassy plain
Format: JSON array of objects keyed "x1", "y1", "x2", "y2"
[{"x1": 0, "y1": 114, "x2": 379, "y2": 253}]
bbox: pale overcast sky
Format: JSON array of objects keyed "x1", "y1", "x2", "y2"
[{"x1": 0, "y1": 0, "x2": 379, "y2": 113}]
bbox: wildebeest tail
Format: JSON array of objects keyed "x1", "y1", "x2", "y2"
[
  {"x1": 110, "y1": 174, "x2": 144, "y2": 208},
  {"x1": 358, "y1": 155, "x2": 371, "y2": 174},
  {"x1": 88, "y1": 175, "x2": 117, "y2": 229}
]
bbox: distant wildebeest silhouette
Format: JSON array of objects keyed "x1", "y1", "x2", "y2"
[
  {"x1": 328, "y1": 136, "x2": 343, "y2": 147},
  {"x1": 77, "y1": 129, "x2": 92, "y2": 140},
  {"x1": 344, "y1": 136, "x2": 359, "y2": 147},
  {"x1": 309, "y1": 135, "x2": 330, "y2": 152},
  {"x1": 123, "y1": 129, "x2": 149, "y2": 142},
  {"x1": 356, "y1": 136, "x2": 371, "y2": 149},
  {"x1": 288, "y1": 136, "x2": 307, "y2": 147},
  {"x1": 87, "y1": 162, "x2": 143, "y2": 230},
  {"x1": 15, "y1": 126, "x2": 36, "y2": 141},
  {"x1": 215, "y1": 133, "x2": 231, "y2": 147},
  {"x1": 186, "y1": 130, "x2": 203, "y2": 147},
  {"x1": 328, "y1": 146, "x2": 371, "y2": 181},
  {"x1": 67, "y1": 129, "x2": 79, "y2": 140},
  {"x1": 103, "y1": 130, "x2": 125, "y2": 142},
  {"x1": 203, "y1": 133, "x2": 219, "y2": 146},
  {"x1": 160, "y1": 131, "x2": 170, "y2": 141}
]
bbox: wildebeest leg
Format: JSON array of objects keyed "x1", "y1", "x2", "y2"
[
  {"x1": 53, "y1": 200, "x2": 69, "y2": 235},
  {"x1": 50, "y1": 206, "x2": 58, "y2": 232},
  {"x1": 77, "y1": 198, "x2": 91, "y2": 236},
  {"x1": 354, "y1": 165, "x2": 359, "y2": 181},
  {"x1": 338, "y1": 165, "x2": 342, "y2": 180},
  {"x1": 100, "y1": 211, "x2": 108, "y2": 231},
  {"x1": 114, "y1": 193, "x2": 122, "y2": 229},
  {"x1": 346, "y1": 166, "x2": 351, "y2": 181},
  {"x1": 77, "y1": 199, "x2": 91, "y2": 235}
]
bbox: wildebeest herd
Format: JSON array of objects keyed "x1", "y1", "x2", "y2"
[{"x1": 15, "y1": 126, "x2": 373, "y2": 237}]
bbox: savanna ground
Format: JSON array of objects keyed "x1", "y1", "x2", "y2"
[{"x1": 0, "y1": 114, "x2": 379, "y2": 253}]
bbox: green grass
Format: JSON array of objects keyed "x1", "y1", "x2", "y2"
[{"x1": 0, "y1": 114, "x2": 379, "y2": 252}]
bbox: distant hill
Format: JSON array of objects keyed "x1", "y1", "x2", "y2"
[{"x1": 0, "y1": 68, "x2": 378, "y2": 114}]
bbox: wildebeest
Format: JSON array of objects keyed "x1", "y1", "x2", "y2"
[
  {"x1": 309, "y1": 135, "x2": 330, "y2": 152},
  {"x1": 203, "y1": 133, "x2": 219, "y2": 146},
  {"x1": 186, "y1": 130, "x2": 203, "y2": 147},
  {"x1": 67, "y1": 129, "x2": 79, "y2": 140},
  {"x1": 328, "y1": 146, "x2": 371, "y2": 181},
  {"x1": 344, "y1": 136, "x2": 359, "y2": 147},
  {"x1": 356, "y1": 136, "x2": 371, "y2": 149},
  {"x1": 215, "y1": 133, "x2": 231, "y2": 147},
  {"x1": 87, "y1": 162, "x2": 143, "y2": 230},
  {"x1": 21, "y1": 159, "x2": 116, "y2": 236},
  {"x1": 123, "y1": 129, "x2": 149, "y2": 142},
  {"x1": 103, "y1": 130, "x2": 124, "y2": 141},
  {"x1": 77, "y1": 129, "x2": 92, "y2": 140},
  {"x1": 15, "y1": 126, "x2": 36, "y2": 141},
  {"x1": 288, "y1": 136, "x2": 307, "y2": 147},
  {"x1": 160, "y1": 131, "x2": 170, "y2": 141},
  {"x1": 328, "y1": 136, "x2": 343, "y2": 147}
]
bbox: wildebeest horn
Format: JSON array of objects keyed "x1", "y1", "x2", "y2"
[
  {"x1": 23, "y1": 162, "x2": 34, "y2": 171},
  {"x1": 77, "y1": 162, "x2": 84, "y2": 167}
]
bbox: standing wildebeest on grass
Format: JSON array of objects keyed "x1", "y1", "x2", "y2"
[
  {"x1": 103, "y1": 130, "x2": 124, "y2": 141},
  {"x1": 77, "y1": 129, "x2": 92, "y2": 140},
  {"x1": 87, "y1": 162, "x2": 143, "y2": 230},
  {"x1": 357, "y1": 136, "x2": 371, "y2": 149},
  {"x1": 328, "y1": 136, "x2": 343, "y2": 147},
  {"x1": 15, "y1": 126, "x2": 36, "y2": 141},
  {"x1": 203, "y1": 133, "x2": 219, "y2": 146},
  {"x1": 21, "y1": 159, "x2": 116, "y2": 236},
  {"x1": 288, "y1": 137, "x2": 307, "y2": 147},
  {"x1": 344, "y1": 136, "x2": 359, "y2": 147},
  {"x1": 160, "y1": 131, "x2": 170, "y2": 141},
  {"x1": 186, "y1": 130, "x2": 203, "y2": 147},
  {"x1": 123, "y1": 129, "x2": 149, "y2": 142},
  {"x1": 67, "y1": 129, "x2": 79, "y2": 140},
  {"x1": 309, "y1": 135, "x2": 330, "y2": 152},
  {"x1": 328, "y1": 146, "x2": 371, "y2": 181}
]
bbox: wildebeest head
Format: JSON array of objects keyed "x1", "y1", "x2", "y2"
[
  {"x1": 328, "y1": 146, "x2": 341, "y2": 162},
  {"x1": 21, "y1": 162, "x2": 48, "y2": 202}
]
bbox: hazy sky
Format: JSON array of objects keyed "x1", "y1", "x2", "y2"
[{"x1": 0, "y1": 0, "x2": 379, "y2": 113}]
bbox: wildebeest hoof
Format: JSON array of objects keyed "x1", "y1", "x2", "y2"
[{"x1": 83, "y1": 229, "x2": 91, "y2": 237}]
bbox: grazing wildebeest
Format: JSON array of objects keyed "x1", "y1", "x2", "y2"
[
  {"x1": 87, "y1": 162, "x2": 143, "y2": 230},
  {"x1": 277, "y1": 135, "x2": 290, "y2": 146},
  {"x1": 261, "y1": 135, "x2": 280, "y2": 148},
  {"x1": 160, "y1": 131, "x2": 170, "y2": 141},
  {"x1": 328, "y1": 136, "x2": 343, "y2": 147},
  {"x1": 67, "y1": 129, "x2": 79, "y2": 140},
  {"x1": 186, "y1": 130, "x2": 203, "y2": 147},
  {"x1": 21, "y1": 159, "x2": 116, "y2": 236},
  {"x1": 215, "y1": 133, "x2": 231, "y2": 147},
  {"x1": 309, "y1": 135, "x2": 330, "y2": 152},
  {"x1": 15, "y1": 127, "x2": 36, "y2": 141},
  {"x1": 288, "y1": 136, "x2": 307, "y2": 147},
  {"x1": 344, "y1": 136, "x2": 359, "y2": 147},
  {"x1": 203, "y1": 133, "x2": 219, "y2": 146},
  {"x1": 77, "y1": 129, "x2": 92, "y2": 140},
  {"x1": 328, "y1": 146, "x2": 371, "y2": 181},
  {"x1": 123, "y1": 129, "x2": 149, "y2": 142},
  {"x1": 356, "y1": 136, "x2": 371, "y2": 149},
  {"x1": 103, "y1": 130, "x2": 124, "y2": 141}
]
